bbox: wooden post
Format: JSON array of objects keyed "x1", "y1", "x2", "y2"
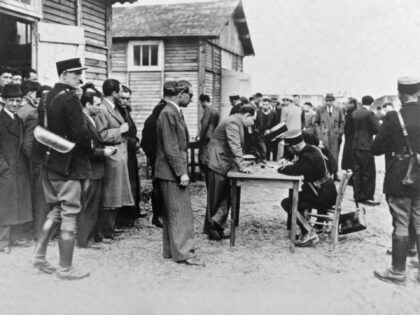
[
  {"x1": 230, "y1": 179, "x2": 238, "y2": 247},
  {"x1": 76, "y1": 0, "x2": 82, "y2": 26},
  {"x1": 289, "y1": 182, "x2": 299, "y2": 253},
  {"x1": 235, "y1": 186, "x2": 241, "y2": 226},
  {"x1": 105, "y1": 0, "x2": 112, "y2": 78}
]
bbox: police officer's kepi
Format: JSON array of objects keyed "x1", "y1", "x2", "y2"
[
  {"x1": 229, "y1": 95, "x2": 240, "y2": 103},
  {"x1": 56, "y1": 58, "x2": 88, "y2": 76},
  {"x1": 284, "y1": 130, "x2": 303, "y2": 145},
  {"x1": 398, "y1": 76, "x2": 420, "y2": 94}
]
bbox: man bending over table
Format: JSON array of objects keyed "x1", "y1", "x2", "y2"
[
  {"x1": 202, "y1": 105, "x2": 256, "y2": 240},
  {"x1": 278, "y1": 131, "x2": 337, "y2": 247}
]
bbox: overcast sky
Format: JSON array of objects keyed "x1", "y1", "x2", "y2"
[{"x1": 120, "y1": 0, "x2": 420, "y2": 99}]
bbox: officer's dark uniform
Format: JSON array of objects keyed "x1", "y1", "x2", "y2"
[
  {"x1": 372, "y1": 78, "x2": 420, "y2": 283},
  {"x1": 279, "y1": 144, "x2": 337, "y2": 234}
]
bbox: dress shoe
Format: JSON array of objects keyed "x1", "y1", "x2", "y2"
[
  {"x1": 57, "y1": 266, "x2": 90, "y2": 280},
  {"x1": 178, "y1": 257, "x2": 205, "y2": 266},
  {"x1": 32, "y1": 257, "x2": 56, "y2": 274},
  {"x1": 0, "y1": 246, "x2": 11, "y2": 254},
  {"x1": 207, "y1": 228, "x2": 222, "y2": 241},
  {"x1": 11, "y1": 239, "x2": 31, "y2": 247},
  {"x1": 373, "y1": 268, "x2": 406, "y2": 284},
  {"x1": 295, "y1": 231, "x2": 319, "y2": 247},
  {"x1": 152, "y1": 216, "x2": 163, "y2": 228}
]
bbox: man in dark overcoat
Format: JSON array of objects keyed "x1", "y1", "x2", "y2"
[
  {"x1": 278, "y1": 131, "x2": 337, "y2": 247},
  {"x1": 155, "y1": 80, "x2": 204, "y2": 266},
  {"x1": 256, "y1": 98, "x2": 279, "y2": 160},
  {"x1": 202, "y1": 105, "x2": 255, "y2": 240},
  {"x1": 31, "y1": 58, "x2": 92, "y2": 280},
  {"x1": 352, "y1": 95, "x2": 380, "y2": 205},
  {"x1": 373, "y1": 77, "x2": 420, "y2": 284},
  {"x1": 198, "y1": 93, "x2": 219, "y2": 167},
  {"x1": 0, "y1": 84, "x2": 32, "y2": 254}
]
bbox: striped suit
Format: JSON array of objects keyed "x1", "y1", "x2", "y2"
[{"x1": 155, "y1": 102, "x2": 195, "y2": 261}]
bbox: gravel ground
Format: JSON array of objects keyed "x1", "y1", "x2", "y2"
[{"x1": 1, "y1": 157, "x2": 419, "y2": 315}]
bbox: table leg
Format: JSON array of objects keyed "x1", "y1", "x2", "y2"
[
  {"x1": 235, "y1": 187, "x2": 241, "y2": 226},
  {"x1": 289, "y1": 182, "x2": 299, "y2": 253},
  {"x1": 230, "y1": 179, "x2": 238, "y2": 247},
  {"x1": 190, "y1": 147, "x2": 196, "y2": 182}
]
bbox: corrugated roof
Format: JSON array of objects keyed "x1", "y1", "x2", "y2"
[
  {"x1": 111, "y1": 0, "x2": 138, "y2": 4},
  {"x1": 112, "y1": 0, "x2": 254, "y2": 55}
]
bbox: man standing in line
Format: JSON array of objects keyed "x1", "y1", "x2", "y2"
[
  {"x1": 198, "y1": 93, "x2": 219, "y2": 168},
  {"x1": 0, "y1": 66, "x2": 13, "y2": 105},
  {"x1": 256, "y1": 97, "x2": 278, "y2": 160},
  {"x1": 202, "y1": 105, "x2": 255, "y2": 240},
  {"x1": 352, "y1": 95, "x2": 380, "y2": 206},
  {"x1": 155, "y1": 80, "x2": 204, "y2": 266},
  {"x1": 94, "y1": 79, "x2": 134, "y2": 239},
  {"x1": 314, "y1": 93, "x2": 344, "y2": 180},
  {"x1": 0, "y1": 84, "x2": 32, "y2": 254},
  {"x1": 373, "y1": 77, "x2": 420, "y2": 284},
  {"x1": 32, "y1": 58, "x2": 92, "y2": 279}
]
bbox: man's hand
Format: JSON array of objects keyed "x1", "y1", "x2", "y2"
[
  {"x1": 179, "y1": 174, "x2": 190, "y2": 187},
  {"x1": 120, "y1": 123, "x2": 129, "y2": 134},
  {"x1": 240, "y1": 167, "x2": 254, "y2": 174},
  {"x1": 264, "y1": 130, "x2": 270, "y2": 136},
  {"x1": 104, "y1": 146, "x2": 117, "y2": 157}
]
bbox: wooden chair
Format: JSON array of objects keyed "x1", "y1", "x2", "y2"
[{"x1": 306, "y1": 170, "x2": 353, "y2": 245}]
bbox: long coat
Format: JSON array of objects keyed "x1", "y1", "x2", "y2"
[
  {"x1": 0, "y1": 110, "x2": 32, "y2": 226},
  {"x1": 341, "y1": 106, "x2": 356, "y2": 170},
  {"x1": 314, "y1": 104, "x2": 344, "y2": 162},
  {"x1": 94, "y1": 98, "x2": 133, "y2": 208},
  {"x1": 199, "y1": 106, "x2": 219, "y2": 163}
]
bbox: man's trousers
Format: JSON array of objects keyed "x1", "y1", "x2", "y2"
[
  {"x1": 388, "y1": 194, "x2": 420, "y2": 237},
  {"x1": 353, "y1": 149, "x2": 376, "y2": 201},
  {"x1": 159, "y1": 180, "x2": 195, "y2": 261}
]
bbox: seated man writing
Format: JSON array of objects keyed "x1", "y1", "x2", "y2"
[
  {"x1": 278, "y1": 130, "x2": 337, "y2": 247},
  {"x1": 202, "y1": 105, "x2": 256, "y2": 240}
]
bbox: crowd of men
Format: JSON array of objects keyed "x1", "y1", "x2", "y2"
[{"x1": 1, "y1": 59, "x2": 420, "y2": 284}]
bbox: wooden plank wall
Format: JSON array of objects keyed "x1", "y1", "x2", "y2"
[
  {"x1": 204, "y1": 41, "x2": 222, "y2": 112},
  {"x1": 129, "y1": 71, "x2": 162, "y2": 133},
  {"x1": 43, "y1": 0, "x2": 77, "y2": 25},
  {"x1": 82, "y1": 0, "x2": 108, "y2": 86}
]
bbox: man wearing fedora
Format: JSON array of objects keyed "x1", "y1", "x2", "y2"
[
  {"x1": 314, "y1": 93, "x2": 344, "y2": 180},
  {"x1": 32, "y1": 58, "x2": 93, "y2": 280},
  {"x1": 373, "y1": 77, "x2": 420, "y2": 284},
  {"x1": 0, "y1": 84, "x2": 32, "y2": 254}
]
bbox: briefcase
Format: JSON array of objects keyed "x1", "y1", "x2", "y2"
[{"x1": 31, "y1": 126, "x2": 75, "y2": 176}]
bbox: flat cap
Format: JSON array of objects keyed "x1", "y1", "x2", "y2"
[{"x1": 398, "y1": 76, "x2": 420, "y2": 94}]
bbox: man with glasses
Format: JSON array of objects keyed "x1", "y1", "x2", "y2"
[
  {"x1": 31, "y1": 58, "x2": 93, "y2": 280},
  {"x1": 0, "y1": 84, "x2": 32, "y2": 254},
  {"x1": 155, "y1": 80, "x2": 204, "y2": 266}
]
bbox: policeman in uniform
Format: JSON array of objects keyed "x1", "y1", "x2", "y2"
[
  {"x1": 32, "y1": 58, "x2": 93, "y2": 280},
  {"x1": 373, "y1": 77, "x2": 420, "y2": 284},
  {"x1": 279, "y1": 130, "x2": 337, "y2": 247}
]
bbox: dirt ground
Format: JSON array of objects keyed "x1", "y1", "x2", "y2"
[{"x1": 1, "y1": 156, "x2": 420, "y2": 315}]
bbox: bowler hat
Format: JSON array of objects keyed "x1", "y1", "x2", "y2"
[
  {"x1": 2, "y1": 84, "x2": 22, "y2": 98},
  {"x1": 398, "y1": 76, "x2": 420, "y2": 94},
  {"x1": 56, "y1": 58, "x2": 87, "y2": 76}
]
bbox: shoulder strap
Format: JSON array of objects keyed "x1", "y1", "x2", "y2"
[
  {"x1": 397, "y1": 110, "x2": 414, "y2": 155},
  {"x1": 43, "y1": 90, "x2": 66, "y2": 129}
]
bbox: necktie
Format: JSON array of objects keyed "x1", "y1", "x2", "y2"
[
  {"x1": 180, "y1": 109, "x2": 185, "y2": 121},
  {"x1": 328, "y1": 107, "x2": 332, "y2": 117}
]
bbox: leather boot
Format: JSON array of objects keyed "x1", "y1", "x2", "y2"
[
  {"x1": 32, "y1": 219, "x2": 60, "y2": 274},
  {"x1": 374, "y1": 235, "x2": 408, "y2": 284},
  {"x1": 56, "y1": 230, "x2": 89, "y2": 280}
]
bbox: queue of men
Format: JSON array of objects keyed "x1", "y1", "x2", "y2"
[{"x1": 1, "y1": 58, "x2": 420, "y2": 284}]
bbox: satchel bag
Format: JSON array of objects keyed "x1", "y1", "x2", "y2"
[
  {"x1": 339, "y1": 205, "x2": 367, "y2": 235},
  {"x1": 396, "y1": 111, "x2": 420, "y2": 187},
  {"x1": 31, "y1": 91, "x2": 76, "y2": 176}
]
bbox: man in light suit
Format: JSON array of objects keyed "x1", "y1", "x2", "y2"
[
  {"x1": 314, "y1": 93, "x2": 344, "y2": 179},
  {"x1": 352, "y1": 95, "x2": 380, "y2": 206},
  {"x1": 155, "y1": 80, "x2": 204, "y2": 266},
  {"x1": 202, "y1": 106, "x2": 256, "y2": 240}
]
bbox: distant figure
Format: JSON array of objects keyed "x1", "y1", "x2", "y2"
[
  {"x1": 302, "y1": 101, "x2": 317, "y2": 136},
  {"x1": 256, "y1": 97, "x2": 278, "y2": 160},
  {"x1": 341, "y1": 97, "x2": 358, "y2": 172},
  {"x1": 198, "y1": 94, "x2": 219, "y2": 165},
  {"x1": 314, "y1": 93, "x2": 344, "y2": 180}
]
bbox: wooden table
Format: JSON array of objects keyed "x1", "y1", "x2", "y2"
[{"x1": 227, "y1": 164, "x2": 303, "y2": 252}]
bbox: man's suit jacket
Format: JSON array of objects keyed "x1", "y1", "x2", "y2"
[
  {"x1": 155, "y1": 102, "x2": 189, "y2": 181},
  {"x1": 202, "y1": 114, "x2": 246, "y2": 176},
  {"x1": 84, "y1": 114, "x2": 105, "y2": 180},
  {"x1": 352, "y1": 107, "x2": 380, "y2": 151},
  {"x1": 314, "y1": 104, "x2": 344, "y2": 160},
  {"x1": 199, "y1": 106, "x2": 219, "y2": 144},
  {"x1": 255, "y1": 109, "x2": 278, "y2": 133}
]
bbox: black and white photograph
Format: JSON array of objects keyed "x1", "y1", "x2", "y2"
[{"x1": 1, "y1": 0, "x2": 420, "y2": 314}]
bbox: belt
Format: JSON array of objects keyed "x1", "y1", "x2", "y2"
[{"x1": 305, "y1": 173, "x2": 331, "y2": 196}]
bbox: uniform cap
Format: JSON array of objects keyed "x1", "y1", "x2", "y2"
[
  {"x1": 398, "y1": 76, "x2": 420, "y2": 94},
  {"x1": 284, "y1": 130, "x2": 303, "y2": 145},
  {"x1": 56, "y1": 58, "x2": 87, "y2": 76}
]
